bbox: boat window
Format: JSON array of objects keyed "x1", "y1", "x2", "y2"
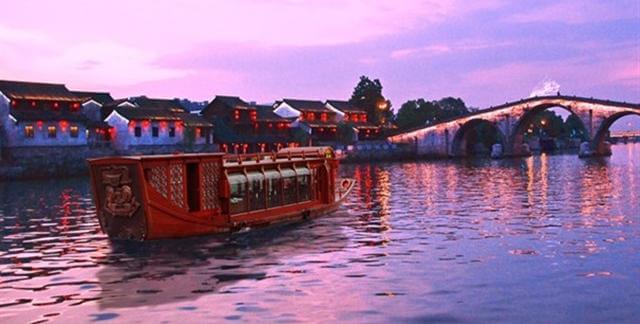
[
  {"x1": 228, "y1": 173, "x2": 247, "y2": 214},
  {"x1": 295, "y1": 166, "x2": 311, "y2": 202},
  {"x1": 247, "y1": 171, "x2": 265, "y2": 211},
  {"x1": 264, "y1": 170, "x2": 281, "y2": 208},
  {"x1": 281, "y1": 168, "x2": 297, "y2": 205}
]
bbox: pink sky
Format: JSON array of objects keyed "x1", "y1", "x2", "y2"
[{"x1": 1, "y1": 0, "x2": 638, "y2": 113}]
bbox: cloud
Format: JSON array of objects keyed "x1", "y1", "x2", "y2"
[
  {"x1": 390, "y1": 45, "x2": 451, "y2": 59},
  {"x1": 390, "y1": 39, "x2": 512, "y2": 60},
  {"x1": 507, "y1": 0, "x2": 638, "y2": 24}
]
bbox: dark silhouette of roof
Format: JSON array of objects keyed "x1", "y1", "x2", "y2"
[
  {"x1": 9, "y1": 109, "x2": 91, "y2": 123},
  {"x1": 111, "y1": 107, "x2": 212, "y2": 127},
  {"x1": 282, "y1": 99, "x2": 330, "y2": 112},
  {"x1": 254, "y1": 105, "x2": 292, "y2": 122},
  {"x1": 131, "y1": 97, "x2": 187, "y2": 112},
  {"x1": 0, "y1": 79, "x2": 86, "y2": 101},
  {"x1": 71, "y1": 91, "x2": 114, "y2": 105},
  {"x1": 326, "y1": 100, "x2": 366, "y2": 112}
]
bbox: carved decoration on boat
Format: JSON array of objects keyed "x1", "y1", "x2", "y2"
[{"x1": 101, "y1": 165, "x2": 140, "y2": 217}]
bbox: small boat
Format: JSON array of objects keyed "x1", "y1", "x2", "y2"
[{"x1": 87, "y1": 147, "x2": 355, "y2": 240}]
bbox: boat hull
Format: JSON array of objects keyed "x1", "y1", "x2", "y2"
[{"x1": 88, "y1": 147, "x2": 353, "y2": 241}]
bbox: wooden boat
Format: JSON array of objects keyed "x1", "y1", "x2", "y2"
[{"x1": 87, "y1": 147, "x2": 355, "y2": 240}]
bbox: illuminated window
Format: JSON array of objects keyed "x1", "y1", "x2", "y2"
[
  {"x1": 307, "y1": 112, "x2": 315, "y2": 121},
  {"x1": 70, "y1": 125, "x2": 79, "y2": 138},
  {"x1": 48, "y1": 126, "x2": 57, "y2": 138},
  {"x1": 135, "y1": 127, "x2": 142, "y2": 137},
  {"x1": 24, "y1": 125, "x2": 34, "y2": 138},
  {"x1": 169, "y1": 127, "x2": 176, "y2": 137},
  {"x1": 152, "y1": 127, "x2": 159, "y2": 137}
]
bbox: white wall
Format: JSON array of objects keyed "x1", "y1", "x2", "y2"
[
  {"x1": 106, "y1": 111, "x2": 185, "y2": 150},
  {"x1": 273, "y1": 102, "x2": 301, "y2": 118}
]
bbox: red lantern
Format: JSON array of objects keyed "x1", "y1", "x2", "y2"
[
  {"x1": 37, "y1": 120, "x2": 43, "y2": 129},
  {"x1": 142, "y1": 120, "x2": 150, "y2": 128},
  {"x1": 59, "y1": 120, "x2": 68, "y2": 131},
  {"x1": 10, "y1": 100, "x2": 16, "y2": 107},
  {"x1": 128, "y1": 121, "x2": 136, "y2": 128},
  {"x1": 31, "y1": 101, "x2": 37, "y2": 107}
]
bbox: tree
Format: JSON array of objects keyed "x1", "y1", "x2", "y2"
[
  {"x1": 349, "y1": 76, "x2": 392, "y2": 126},
  {"x1": 291, "y1": 127, "x2": 310, "y2": 146},
  {"x1": 337, "y1": 122, "x2": 356, "y2": 145},
  {"x1": 564, "y1": 114, "x2": 587, "y2": 140},
  {"x1": 394, "y1": 97, "x2": 470, "y2": 130}
]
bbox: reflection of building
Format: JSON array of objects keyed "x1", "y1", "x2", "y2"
[
  {"x1": 0, "y1": 80, "x2": 112, "y2": 153},
  {"x1": 201, "y1": 96, "x2": 294, "y2": 153},
  {"x1": 325, "y1": 100, "x2": 381, "y2": 140},
  {"x1": 274, "y1": 99, "x2": 340, "y2": 143}
]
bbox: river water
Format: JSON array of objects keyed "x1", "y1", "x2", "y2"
[{"x1": 1, "y1": 144, "x2": 639, "y2": 323}]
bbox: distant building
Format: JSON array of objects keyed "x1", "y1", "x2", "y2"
[
  {"x1": 325, "y1": 100, "x2": 381, "y2": 140},
  {"x1": 71, "y1": 90, "x2": 115, "y2": 123},
  {"x1": 201, "y1": 96, "x2": 294, "y2": 153},
  {"x1": 273, "y1": 99, "x2": 340, "y2": 143},
  {"x1": 105, "y1": 105, "x2": 213, "y2": 154},
  {"x1": 0, "y1": 80, "x2": 110, "y2": 153}
]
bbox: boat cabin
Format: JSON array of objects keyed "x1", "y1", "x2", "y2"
[{"x1": 88, "y1": 146, "x2": 347, "y2": 240}]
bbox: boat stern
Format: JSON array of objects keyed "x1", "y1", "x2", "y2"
[{"x1": 88, "y1": 158, "x2": 148, "y2": 240}]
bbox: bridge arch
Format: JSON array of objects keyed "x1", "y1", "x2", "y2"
[
  {"x1": 509, "y1": 103, "x2": 589, "y2": 155},
  {"x1": 592, "y1": 111, "x2": 640, "y2": 155},
  {"x1": 451, "y1": 119, "x2": 506, "y2": 157}
]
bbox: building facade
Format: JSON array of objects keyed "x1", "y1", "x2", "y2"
[
  {"x1": 202, "y1": 96, "x2": 295, "y2": 153},
  {"x1": 105, "y1": 106, "x2": 213, "y2": 154},
  {"x1": 273, "y1": 99, "x2": 342, "y2": 143},
  {"x1": 325, "y1": 100, "x2": 381, "y2": 140}
]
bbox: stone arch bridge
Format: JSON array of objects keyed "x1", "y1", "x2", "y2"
[{"x1": 388, "y1": 95, "x2": 640, "y2": 158}]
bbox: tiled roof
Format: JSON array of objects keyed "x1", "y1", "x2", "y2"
[
  {"x1": 9, "y1": 109, "x2": 91, "y2": 123},
  {"x1": 0, "y1": 80, "x2": 86, "y2": 102},
  {"x1": 255, "y1": 105, "x2": 291, "y2": 122},
  {"x1": 113, "y1": 107, "x2": 182, "y2": 121},
  {"x1": 131, "y1": 97, "x2": 187, "y2": 112},
  {"x1": 213, "y1": 96, "x2": 250, "y2": 109},
  {"x1": 112, "y1": 107, "x2": 212, "y2": 127},
  {"x1": 282, "y1": 99, "x2": 330, "y2": 112},
  {"x1": 71, "y1": 91, "x2": 114, "y2": 105},
  {"x1": 178, "y1": 113, "x2": 213, "y2": 127},
  {"x1": 326, "y1": 100, "x2": 366, "y2": 112}
]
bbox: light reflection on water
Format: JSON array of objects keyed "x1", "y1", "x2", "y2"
[{"x1": 1, "y1": 144, "x2": 639, "y2": 323}]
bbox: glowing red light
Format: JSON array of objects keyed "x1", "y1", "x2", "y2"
[
  {"x1": 31, "y1": 101, "x2": 37, "y2": 107},
  {"x1": 160, "y1": 121, "x2": 168, "y2": 129},
  {"x1": 53, "y1": 102, "x2": 59, "y2": 109},
  {"x1": 10, "y1": 100, "x2": 16, "y2": 107},
  {"x1": 37, "y1": 120, "x2": 43, "y2": 129},
  {"x1": 268, "y1": 123, "x2": 273, "y2": 128},
  {"x1": 142, "y1": 120, "x2": 150, "y2": 128},
  {"x1": 128, "y1": 121, "x2": 136, "y2": 128},
  {"x1": 59, "y1": 120, "x2": 68, "y2": 131}
]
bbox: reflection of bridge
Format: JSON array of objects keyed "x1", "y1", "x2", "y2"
[{"x1": 388, "y1": 95, "x2": 640, "y2": 158}]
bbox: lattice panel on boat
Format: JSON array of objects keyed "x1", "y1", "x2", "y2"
[
  {"x1": 201, "y1": 161, "x2": 221, "y2": 210},
  {"x1": 148, "y1": 166, "x2": 169, "y2": 198},
  {"x1": 169, "y1": 163, "x2": 186, "y2": 209}
]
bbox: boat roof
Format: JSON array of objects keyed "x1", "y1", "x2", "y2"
[{"x1": 88, "y1": 147, "x2": 334, "y2": 165}]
